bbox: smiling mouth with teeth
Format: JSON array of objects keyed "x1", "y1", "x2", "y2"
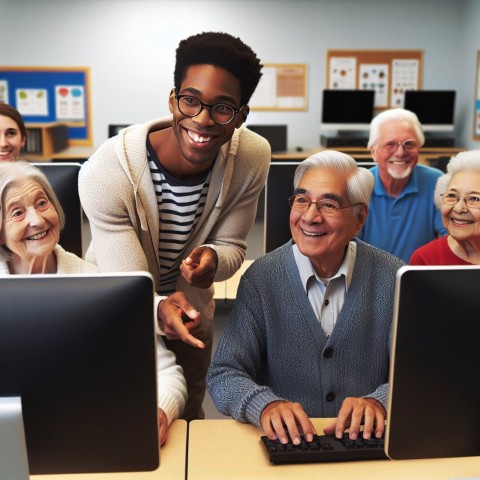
[
  {"x1": 302, "y1": 229, "x2": 326, "y2": 237},
  {"x1": 26, "y1": 231, "x2": 48, "y2": 241},
  {"x1": 188, "y1": 130, "x2": 213, "y2": 143},
  {"x1": 451, "y1": 218, "x2": 473, "y2": 226}
]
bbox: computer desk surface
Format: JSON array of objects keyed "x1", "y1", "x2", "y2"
[
  {"x1": 31, "y1": 419, "x2": 187, "y2": 480},
  {"x1": 188, "y1": 418, "x2": 480, "y2": 480}
]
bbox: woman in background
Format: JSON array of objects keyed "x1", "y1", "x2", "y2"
[
  {"x1": 0, "y1": 103, "x2": 27, "y2": 161},
  {"x1": 410, "y1": 150, "x2": 480, "y2": 265},
  {"x1": 0, "y1": 160, "x2": 187, "y2": 444}
]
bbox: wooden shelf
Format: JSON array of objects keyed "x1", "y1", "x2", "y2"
[{"x1": 24, "y1": 122, "x2": 69, "y2": 158}]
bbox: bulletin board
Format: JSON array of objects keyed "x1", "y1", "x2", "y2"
[
  {"x1": 326, "y1": 50, "x2": 423, "y2": 110},
  {"x1": 249, "y1": 63, "x2": 307, "y2": 111},
  {"x1": 0, "y1": 66, "x2": 92, "y2": 146},
  {"x1": 473, "y1": 51, "x2": 480, "y2": 140}
]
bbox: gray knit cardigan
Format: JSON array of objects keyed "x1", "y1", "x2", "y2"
[{"x1": 207, "y1": 238, "x2": 405, "y2": 428}]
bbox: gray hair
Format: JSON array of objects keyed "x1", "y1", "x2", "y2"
[
  {"x1": 294, "y1": 150, "x2": 375, "y2": 212},
  {"x1": 434, "y1": 149, "x2": 480, "y2": 209},
  {"x1": 368, "y1": 108, "x2": 425, "y2": 148},
  {"x1": 0, "y1": 161, "x2": 65, "y2": 260}
]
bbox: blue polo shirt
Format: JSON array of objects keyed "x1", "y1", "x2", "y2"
[{"x1": 358, "y1": 164, "x2": 447, "y2": 263}]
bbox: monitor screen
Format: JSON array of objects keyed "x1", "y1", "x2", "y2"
[
  {"x1": 247, "y1": 124, "x2": 287, "y2": 152},
  {"x1": 386, "y1": 266, "x2": 480, "y2": 460},
  {"x1": 321, "y1": 89, "x2": 375, "y2": 131},
  {"x1": 108, "y1": 124, "x2": 131, "y2": 137},
  {"x1": 0, "y1": 273, "x2": 159, "y2": 475},
  {"x1": 403, "y1": 90, "x2": 456, "y2": 132}
]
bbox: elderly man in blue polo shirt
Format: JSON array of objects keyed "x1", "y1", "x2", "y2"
[{"x1": 358, "y1": 108, "x2": 446, "y2": 262}]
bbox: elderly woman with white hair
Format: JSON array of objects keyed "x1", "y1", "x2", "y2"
[
  {"x1": 0, "y1": 160, "x2": 97, "y2": 274},
  {"x1": 410, "y1": 149, "x2": 480, "y2": 265}
]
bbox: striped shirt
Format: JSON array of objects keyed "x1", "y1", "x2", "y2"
[{"x1": 147, "y1": 140, "x2": 213, "y2": 295}]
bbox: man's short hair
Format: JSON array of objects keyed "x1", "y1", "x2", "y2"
[
  {"x1": 368, "y1": 108, "x2": 425, "y2": 148},
  {"x1": 294, "y1": 150, "x2": 375, "y2": 211},
  {"x1": 174, "y1": 31, "x2": 263, "y2": 105}
]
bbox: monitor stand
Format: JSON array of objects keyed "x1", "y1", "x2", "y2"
[
  {"x1": 0, "y1": 397, "x2": 30, "y2": 480},
  {"x1": 320, "y1": 132, "x2": 369, "y2": 147}
]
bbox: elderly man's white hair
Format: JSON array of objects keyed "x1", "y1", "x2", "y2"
[
  {"x1": 368, "y1": 108, "x2": 425, "y2": 148},
  {"x1": 293, "y1": 150, "x2": 375, "y2": 212}
]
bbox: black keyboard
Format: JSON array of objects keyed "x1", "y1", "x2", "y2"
[{"x1": 260, "y1": 432, "x2": 388, "y2": 464}]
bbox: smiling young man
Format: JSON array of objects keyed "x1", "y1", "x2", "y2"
[
  {"x1": 78, "y1": 32, "x2": 270, "y2": 420},
  {"x1": 358, "y1": 108, "x2": 447, "y2": 262},
  {"x1": 207, "y1": 151, "x2": 404, "y2": 446}
]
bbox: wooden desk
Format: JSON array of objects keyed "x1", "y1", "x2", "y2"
[
  {"x1": 188, "y1": 419, "x2": 480, "y2": 480},
  {"x1": 32, "y1": 419, "x2": 187, "y2": 480},
  {"x1": 272, "y1": 147, "x2": 464, "y2": 167}
]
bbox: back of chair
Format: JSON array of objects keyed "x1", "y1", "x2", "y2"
[{"x1": 33, "y1": 163, "x2": 83, "y2": 258}]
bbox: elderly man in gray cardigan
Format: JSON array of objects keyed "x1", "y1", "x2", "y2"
[{"x1": 207, "y1": 150, "x2": 404, "y2": 446}]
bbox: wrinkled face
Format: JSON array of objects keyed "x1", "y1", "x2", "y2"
[
  {"x1": 441, "y1": 170, "x2": 480, "y2": 244},
  {"x1": 289, "y1": 167, "x2": 365, "y2": 275},
  {"x1": 0, "y1": 115, "x2": 26, "y2": 161},
  {"x1": 1, "y1": 180, "x2": 59, "y2": 261},
  {"x1": 168, "y1": 64, "x2": 245, "y2": 173},
  {"x1": 371, "y1": 120, "x2": 419, "y2": 180}
]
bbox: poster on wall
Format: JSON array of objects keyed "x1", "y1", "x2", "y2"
[
  {"x1": 0, "y1": 80, "x2": 8, "y2": 103},
  {"x1": 250, "y1": 66, "x2": 277, "y2": 108},
  {"x1": 250, "y1": 64, "x2": 307, "y2": 111},
  {"x1": 55, "y1": 85, "x2": 86, "y2": 121},
  {"x1": 359, "y1": 63, "x2": 389, "y2": 107},
  {"x1": 329, "y1": 57, "x2": 356, "y2": 89},
  {"x1": 390, "y1": 59, "x2": 419, "y2": 108},
  {"x1": 15, "y1": 88, "x2": 49, "y2": 116}
]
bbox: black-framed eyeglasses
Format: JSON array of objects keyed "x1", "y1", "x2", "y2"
[
  {"x1": 378, "y1": 140, "x2": 419, "y2": 153},
  {"x1": 175, "y1": 91, "x2": 244, "y2": 125},
  {"x1": 440, "y1": 192, "x2": 480, "y2": 209},
  {"x1": 288, "y1": 194, "x2": 363, "y2": 217}
]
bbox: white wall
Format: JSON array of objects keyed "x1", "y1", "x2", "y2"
[{"x1": 1, "y1": 0, "x2": 478, "y2": 150}]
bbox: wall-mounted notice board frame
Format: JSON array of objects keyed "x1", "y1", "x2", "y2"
[
  {"x1": 473, "y1": 51, "x2": 480, "y2": 140},
  {"x1": 249, "y1": 63, "x2": 307, "y2": 111},
  {"x1": 326, "y1": 50, "x2": 423, "y2": 109},
  {"x1": 0, "y1": 66, "x2": 92, "y2": 146}
]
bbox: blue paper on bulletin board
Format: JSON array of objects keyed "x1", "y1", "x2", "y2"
[{"x1": 0, "y1": 67, "x2": 91, "y2": 145}]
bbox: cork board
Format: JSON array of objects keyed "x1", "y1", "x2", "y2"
[{"x1": 326, "y1": 50, "x2": 423, "y2": 109}]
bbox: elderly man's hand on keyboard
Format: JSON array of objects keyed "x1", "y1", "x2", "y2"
[{"x1": 260, "y1": 400, "x2": 317, "y2": 446}]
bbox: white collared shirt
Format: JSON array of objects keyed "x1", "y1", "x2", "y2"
[{"x1": 293, "y1": 241, "x2": 357, "y2": 337}]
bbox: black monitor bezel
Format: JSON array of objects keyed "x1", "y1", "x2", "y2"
[{"x1": 0, "y1": 273, "x2": 159, "y2": 475}]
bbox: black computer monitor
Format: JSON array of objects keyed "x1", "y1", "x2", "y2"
[
  {"x1": 403, "y1": 90, "x2": 456, "y2": 132},
  {"x1": 0, "y1": 273, "x2": 159, "y2": 475},
  {"x1": 386, "y1": 266, "x2": 480, "y2": 460},
  {"x1": 108, "y1": 124, "x2": 131, "y2": 137},
  {"x1": 321, "y1": 89, "x2": 375, "y2": 132},
  {"x1": 33, "y1": 162, "x2": 83, "y2": 258},
  {"x1": 247, "y1": 124, "x2": 288, "y2": 152},
  {"x1": 265, "y1": 161, "x2": 375, "y2": 253}
]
